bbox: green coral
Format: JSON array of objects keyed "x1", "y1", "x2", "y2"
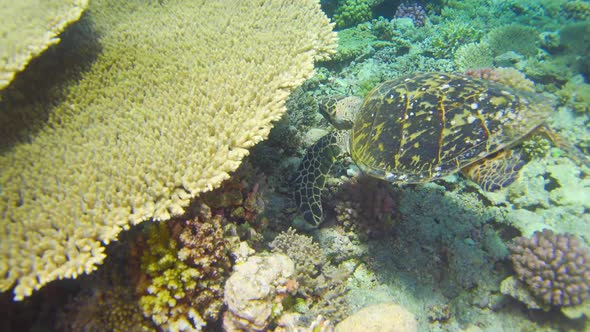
[
  {"x1": 520, "y1": 135, "x2": 551, "y2": 161},
  {"x1": 562, "y1": 0, "x2": 590, "y2": 20},
  {"x1": 139, "y1": 222, "x2": 206, "y2": 330},
  {"x1": 138, "y1": 205, "x2": 232, "y2": 331},
  {"x1": 486, "y1": 24, "x2": 539, "y2": 57},
  {"x1": 427, "y1": 19, "x2": 483, "y2": 58},
  {"x1": 453, "y1": 41, "x2": 494, "y2": 71},
  {"x1": 332, "y1": 27, "x2": 377, "y2": 62},
  {"x1": 333, "y1": 0, "x2": 372, "y2": 29},
  {"x1": 556, "y1": 80, "x2": 590, "y2": 114}
]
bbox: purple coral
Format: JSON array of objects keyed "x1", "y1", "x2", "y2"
[
  {"x1": 508, "y1": 229, "x2": 590, "y2": 306},
  {"x1": 394, "y1": 2, "x2": 428, "y2": 27}
]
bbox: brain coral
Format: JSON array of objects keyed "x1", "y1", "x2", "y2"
[
  {"x1": 0, "y1": 0, "x2": 88, "y2": 91},
  {"x1": 0, "y1": 0, "x2": 336, "y2": 300},
  {"x1": 509, "y1": 229, "x2": 590, "y2": 306}
]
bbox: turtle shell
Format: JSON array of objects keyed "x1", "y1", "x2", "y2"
[{"x1": 350, "y1": 72, "x2": 553, "y2": 183}]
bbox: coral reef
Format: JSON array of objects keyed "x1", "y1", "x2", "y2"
[
  {"x1": 333, "y1": 0, "x2": 373, "y2": 29},
  {"x1": 270, "y1": 228, "x2": 352, "y2": 323},
  {"x1": 485, "y1": 24, "x2": 539, "y2": 57},
  {"x1": 464, "y1": 67, "x2": 535, "y2": 92},
  {"x1": 520, "y1": 135, "x2": 551, "y2": 161},
  {"x1": 331, "y1": 27, "x2": 381, "y2": 63},
  {"x1": 556, "y1": 79, "x2": 590, "y2": 114},
  {"x1": 270, "y1": 228, "x2": 327, "y2": 294},
  {"x1": 223, "y1": 253, "x2": 297, "y2": 331},
  {"x1": 333, "y1": 176, "x2": 399, "y2": 239},
  {"x1": 57, "y1": 286, "x2": 153, "y2": 332},
  {"x1": 561, "y1": 0, "x2": 590, "y2": 20},
  {"x1": 0, "y1": 0, "x2": 88, "y2": 90},
  {"x1": 508, "y1": 229, "x2": 590, "y2": 306},
  {"x1": 427, "y1": 19, "x2": 483, "y2": 58},
  {"x1": 0, "y1": 0, "x2": 336, "y2": 300},
  {"x1": 453, "y1": 42, "x2": 493, "y2": 71},
  {"x1": 137, "y1": 204, "x2": 232, "y2": 331},
  {"x1": 394, "y1": 2, "x2": 428, "y2": 27}
]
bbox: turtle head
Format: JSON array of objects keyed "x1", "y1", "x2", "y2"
[{"x1": 318, "y1": 96, "x2": 363, "y2": 130}]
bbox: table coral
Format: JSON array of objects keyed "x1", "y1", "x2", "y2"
[
  {"x1": 508, "y1": 229, "x2": 590, "y2": 306},
  {"x1": 0, "y1": 0, "x2": 336, "y2": 300},
  {"x1": 0, "y1": 0, "x2": 88, "y2": 90}
]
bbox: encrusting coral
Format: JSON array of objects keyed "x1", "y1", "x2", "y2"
[
  {"x1": 0, "y1": 0, "x2": 336, "y2": 300},
  {"x1": 0, "y1": 0, "x2": 88, "y2": 91},
  {"x1": 508, "y1": 229, "x2": 590, "y2": 306},
  {"x1": 223, "y1": 253, "x2": 297, "y2": 332}
]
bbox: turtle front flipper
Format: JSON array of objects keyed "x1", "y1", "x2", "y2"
[
  {"x1": 293, "y1": 131, "x2": 348, "y2": 229},
  {"x1": 462, "y1": 150, "x2": 526, "y2": 191}
]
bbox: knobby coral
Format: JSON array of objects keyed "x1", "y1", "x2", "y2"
[
  {"x1": 394, "y1": 1, "x2": 428, "y2": 27},
  {"x1": 0, "y1": 0, "x2": 337, "y2": 300},
  {"x1": 508, "y1": 229, "x2": 590, "y2": 306},
  {"x1": 333, "y1": 0, "x2": 373, "y2": 29}
]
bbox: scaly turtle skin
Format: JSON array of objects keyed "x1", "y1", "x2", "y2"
[{"x1": 293, "y1": 72, "x2": 555, "y2": 229}]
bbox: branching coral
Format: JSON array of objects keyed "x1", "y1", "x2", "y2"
[
  {"x1": 485, "y1": 24, "x2": 539, "y2": 57},
  {"x1": 269, "y1": 228, "x2": 352, "y2": 323},
  {"x1": 0, "y1": 0, "x2": 88, "y2": 90},
  {"x1": 427, "y1": 19, "x2": 483, "y2": 58},
  {"x1": 556, "y1": 80, "x2": 590, "y2": 114},
  {"x1": 508, "y1": 229, "x2": 590, "y2": 306},
  {"x1": 453, "y1": 42, "x2": 493, "y2": 71},
  {"x1": 0, "y1": 0, "x2": 336, "y2": 300},
  {"x1": 270, "y1": 228, "x2": 327, "y2": 294},
  {"x1": 137, "y1": 204, "x2": 232, "y2": 331}
]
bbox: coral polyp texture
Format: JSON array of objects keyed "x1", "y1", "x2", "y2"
[
  {"x1": 0, "y1": 0, "x2": 337, "y2": 300},
  {"x1": 508, "y1": 229, "x2": 590, "y2": 306},
  {"x1": 0, "y1": 0, "x2": 88, "y2": 90}
]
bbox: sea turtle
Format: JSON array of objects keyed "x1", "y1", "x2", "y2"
[{"x1": 292, "y1": 72, "x2": 559, "y2": 229}]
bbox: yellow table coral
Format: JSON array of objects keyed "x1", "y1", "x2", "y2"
[
  {"x1": 0, "y1": 0, "x2": 336, "y2": 300},
  {"x1": 0, "y1": 0, "x2": 88, "y2": 91}
]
